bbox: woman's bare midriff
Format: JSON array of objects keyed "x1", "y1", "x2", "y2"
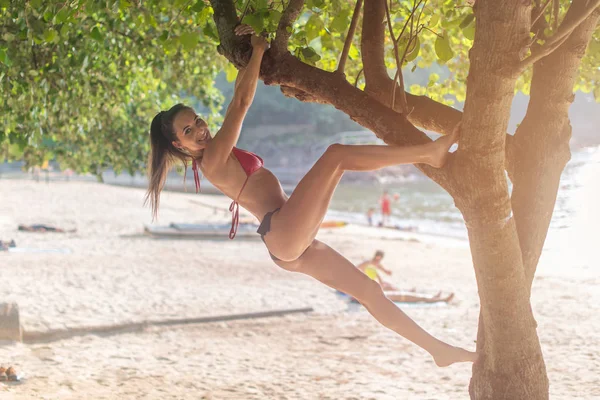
[{"x1": 203, "y1": 154, "x2": 287, "y2": 223}]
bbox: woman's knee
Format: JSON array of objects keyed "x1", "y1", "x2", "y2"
[{"x1": 273, "y1": 256, "x2": 303, "y2": 271}]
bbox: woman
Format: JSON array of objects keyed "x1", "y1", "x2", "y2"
[{"x1": 146, "y1": 24, "x2": 476, "y2": 367}]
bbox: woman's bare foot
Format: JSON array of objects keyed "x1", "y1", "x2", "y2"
[
  {"x1": 432, "y1": 342, "x2": 478, "y2": 367},
  {"x1": 427, "y1": 122, "x2": 461, "y2": 168}
]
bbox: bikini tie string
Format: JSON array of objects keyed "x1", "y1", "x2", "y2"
[
  {"x1": 229, "y1": 200, "x2": 239, "y2": 240},
  {"x1": 191, "y1": 159, "x2": 201, "y2": 193}
]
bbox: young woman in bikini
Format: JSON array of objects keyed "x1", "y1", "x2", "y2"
[{"x1": 146, "y1": 24, "x2": 477, "y2": 367}]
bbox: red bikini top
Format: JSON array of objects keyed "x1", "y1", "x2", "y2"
[{"x1": 191, "y1": 147, "x2": 264, "y2": 240}]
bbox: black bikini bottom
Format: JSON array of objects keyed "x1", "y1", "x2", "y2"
[
  {"x1": 257, "y1": 208, "x2": 281, "y2": 261},
  {"x1": 257, "y1": 208, "x2": 311, "y2": 263}
]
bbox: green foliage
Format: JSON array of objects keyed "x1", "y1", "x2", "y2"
[
  {"x1": 1, "y1": 0, "x2": 598, "y2": 172},
  {"x1": 0, "y1": 0, "x2": 225, "y2": 173}
]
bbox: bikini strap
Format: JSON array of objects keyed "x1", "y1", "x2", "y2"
[
  {"x1": 228, "y1": 176, "x2": 251, "y2": 240},
  {"x1": 192, "y1": 159, "x2": 201, "y2": 193}
]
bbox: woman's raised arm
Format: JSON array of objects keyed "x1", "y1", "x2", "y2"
[{"x1": 203, "y1": 25, "x2": 269, "y2": 169}]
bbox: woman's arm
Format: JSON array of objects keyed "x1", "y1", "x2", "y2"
[
  {"x1": 223, "y1": 67, "x2": 248, "y2": 120},
  {"x1": 203, "y1": 25, "x2": 268, "y2": 168}
]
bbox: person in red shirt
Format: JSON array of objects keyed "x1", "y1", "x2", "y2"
[{"x1": 380, "y1": 190, "x2": 392, "y2": 226}]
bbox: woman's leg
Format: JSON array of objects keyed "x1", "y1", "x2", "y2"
[
  {"x1": 268, "y1": 130, "x2": 459, "y2": 261},
  {"x1": 274, "y1": 240, "x2": 476, "y2": 366}
]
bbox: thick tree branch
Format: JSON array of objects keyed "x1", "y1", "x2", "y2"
[
  {"x1": 361, "y1": 0, "x2": 388, "y2": 95},
  {"x1": 280, "y1": 85, "x2": 327, "y2": 103},
  {"x1": 519, "y1": 0, "x2": 600, "y2": 69},
  {"x1": 273, "y1": 0, "x2": 305, "y2": 54},
  {"x1": 209, "y1": 0, "x2": 251, "y2": 68},
  {"x1": 267, "y1": 53, "x2": 453, "y2": 189},
  {"x1": 337, "y1": 0, "x2": 363, "y2": 74},
  {"x1": 510, "y1": 1, "x2": 600, "y2": 291}
]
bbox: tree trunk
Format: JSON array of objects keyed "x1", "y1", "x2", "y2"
[
  {"x1": 208, "y1": 1, "x2": 600, "y2": 398},
  {"x1": 508, "y1": 3, "x2": 600, "y2": 290},
  {"x1": 456, "y1": 1, "x2": 549, "y2": 399}
]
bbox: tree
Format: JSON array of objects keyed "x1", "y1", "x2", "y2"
[
  {"x1": 2, "y1": 0, "x2": 599, "y2": 398},
  {"x1": 0, "y1": 0, "x2": 225, "y2": 177},
  {"x1": 208, "y1": 1, "x2": 599, "y2": 399}
]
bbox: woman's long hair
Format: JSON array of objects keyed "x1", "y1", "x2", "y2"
[{"x1": 145, "y1": 104, "x2": 192, "y2": 219}]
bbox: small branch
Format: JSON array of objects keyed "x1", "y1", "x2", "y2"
[
  {"x1": 354, "y1": 68, "x2": 363, "y2": 87},
  {"x1": 384, "y1": 0, "x2": 405, "y2": 112},
  {"x1": 337, "y1": 0, "x2": 363, "y2": 74},
  {"x1": 519, "y1": 0, "x2": 600, "y2": 69},
  {"x1": 31, "y1": 44, "x2": 38, "y2": 69},
  {"x1": 422, "y1": 26, "x2": 442, "y2": 37},
  {"x1": 519, "y1": 34, "x2": 569, "y2": 68},
  {"x1": 531, "y1": 0, "x2": 551, "y2": 28},
  {"x1": 387, "y1": 0, "x2": 422, "y2": 113},
  {"x1": 542, "y1": 0, "x2": 600, "y2": 50},
  {"x1": 552, "y1": 0, "x2": 559, "y2": 30},
  {"x1": 239, "y1": 0, "x2": 252, "y2": 21},
  {"x1": 274, "y1": 0, "x2": 305, "y2": 54}
]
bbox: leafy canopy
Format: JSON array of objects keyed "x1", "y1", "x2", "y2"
[{"x1": 1, "y1": 0, "x2": 598, "y2": 173}]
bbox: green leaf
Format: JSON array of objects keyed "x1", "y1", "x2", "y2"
[
  {"x1": 225, "y1": 64, "x2": 237, "y2": 82},
  {"x1": 306, "y1": 0, "x2": 325, "y2": 9},
  {"x1": 191, "y1": 0, "x2": 205, "y2": 12},
  {"x1": 429, "y1": 14, "x2": 440, "y2": 28},
  {"x1": 435, "y1": 34, "x2": 454, "y2": 62},
  {"x1": 330, "y1": 10, "x2": 350, "y2": 33},
  {"x1": 90, "y1": 27, "x2": 103, "y2": 42},
  {"x1": 179, "y1": 32, "x2": 199, "y2": 50},
  {"x1": 55, "y1": 8, "x2": 70, "y2": 24},
  {"x1": 203, "y1": 23, "x2": 219, "y2": 41},
  {"x1": 44, "y1": 29, "x2": 58, "y2": 44},
  {"x1": 244, "y1": 14, "x2": 264, "y2": 33},
  {"x1": 348, "y1": 43, "x2": 359, "y2": 60},
  {"x1": 256, "y1": 0, "x2": 268, "y2": 9},
  {"x1": 0, "y1": 48, "x2": 10, "y2": 66},
  {"x1": 463, "y1": 24, "x2": 475, "y2": 40},
  {"x1": 321, "y1": 34, "x2": 334, "y2": 50},
  {"x1": 159, "y1": 30, "x2": 169, "y2": 42},
  {"x1": 267, "y1": 10, "x2": 282, "y2": 30},
  {"x1": 60, "y1": 24, "x2": 70, "y2": 38},
  {"x1": 405, "y1": 36, "x2": 420, "y2": 62},
  {"x1": 306, "y1": 15, "x2": 324, "y2": 42},
  {"x1": 119, "y1": 0, "x2": 132, "y2": 10},
  {"x1": 300, "y1": 46, "x2": 321, "y2": 65},
  {"x1": 459, "y1": 14, "x2": 475, "y2": 29}
]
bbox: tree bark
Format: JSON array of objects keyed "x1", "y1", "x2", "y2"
[
  {"x1": 509, "y1": 2, "x2": 600, "y2": 290},
  {"x1": 209, "y1": 0, "x2": 455, "y2": 190},
  {"x1": 208, "y1": 1, "x2": 599, "y2": 398},
  {"x1": 456, "y1": 1, "x2": 549, "y2": 399}
]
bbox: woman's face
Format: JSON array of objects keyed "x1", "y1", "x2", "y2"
[{"x1": 172, "y1": 108, "x2": 212, "y2": 154}]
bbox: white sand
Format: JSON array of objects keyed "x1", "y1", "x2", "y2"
[{"x1": 0, "y1": 180, "x2": 598, "y2": 399}]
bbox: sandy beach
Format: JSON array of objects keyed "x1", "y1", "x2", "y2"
[{"x1": 0, "y1": 179, "x2": 598, "y2": 399}]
